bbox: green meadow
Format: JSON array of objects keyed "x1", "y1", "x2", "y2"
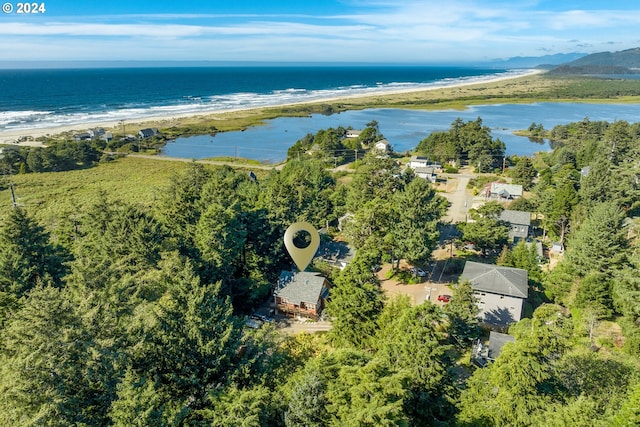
[{"x1": 1, "y1": 157, "x2": 203, "y2": 224}]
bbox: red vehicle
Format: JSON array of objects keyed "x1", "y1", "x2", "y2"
[{"x1": 437, "y1": 294, "x2": 451, "y2": 303}]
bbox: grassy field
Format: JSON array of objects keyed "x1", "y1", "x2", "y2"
[
  {"x1": 0, "y1": 155, "x2": 279, "y2": 226},
  {"x1": 0, "y1": 157, "x2": 208, "y2": 225}
]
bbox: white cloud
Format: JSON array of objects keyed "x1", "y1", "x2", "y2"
[{"x1": 1, "y1": 1, "x2": 639, "y2": 62}]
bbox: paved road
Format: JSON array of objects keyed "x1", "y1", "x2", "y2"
[{"x1": 441, "y1": 174, "x2": 473, "y2": 223}]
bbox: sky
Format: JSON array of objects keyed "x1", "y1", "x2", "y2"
[{"x1": 1, "y1": 0, "x2": 639, "y2": 64}]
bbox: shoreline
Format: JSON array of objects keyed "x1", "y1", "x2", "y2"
[{"x1": 0, "y1": 69, "x2": 543, "y2": 147}]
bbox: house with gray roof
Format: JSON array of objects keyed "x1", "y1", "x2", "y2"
[
  {"x1": 345, "y1": 129, "x2": 362, "y2": 138},
  {"x1": 460, "y1": 261, "x2": 528, "y2": 327},
  {"x1": 486, "y1": 182, "x2": 523, "y2": 200},
  {"x1": 499, "y1": 210, "x2": 531, "y2": 241},
  {"x1": 472, "y1": 331, "x2": 516, "y2": 366},
  {"x1": 407, "y1": 156, "x2": 440, "y2": 182},
  {"x1": 414, "y1": 166, "x2": 438, "y2": 183},
  {"x1": 273, "y1": 271, "x2": 330, "y2": 319},
  {"x1": 138, "y1": 128, "x2": 159, "y2": 139}
]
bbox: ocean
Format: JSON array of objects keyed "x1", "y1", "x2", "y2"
[{"x1": 0, "y1": 66, "x2": 523, "y2": 131}]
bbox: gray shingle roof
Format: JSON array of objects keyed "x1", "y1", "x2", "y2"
[
  {"x1": 274, "y1": 271, "x2": 328, "y2": 305},
  {"x1": 488, "y1": 331, "x2": 515, "y2": 360},
  {"x1": 460, "y1": 261, "x2": 528, "y2": 299},
  {"x1": 500, "y1": 210, "x2": 531, "y2": 226},
  {"x1": 490, "y1": 183, "x2": 523, "y2": 197}
]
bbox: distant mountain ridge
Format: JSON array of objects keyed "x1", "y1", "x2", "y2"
[
  {"x1": 564, "y1": 48, "x2": 640, "y2": 68},
  {"x1": 486, "y1": 52, "x2": 587, "y2": 69},
  {"x1": 550, "y1": 47, "x2": 640, "y2": 75}
]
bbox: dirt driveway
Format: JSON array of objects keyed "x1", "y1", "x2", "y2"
[{"x1": 377, "y1": 261, "x2": 453, "y2": 306}]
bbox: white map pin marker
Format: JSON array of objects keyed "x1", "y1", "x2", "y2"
[{"x1": 284, "y1": 221, "x2": 320, "y2": 272}]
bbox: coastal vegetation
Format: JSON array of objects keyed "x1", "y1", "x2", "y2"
[
  {"x1": 415, "y1": 117, "x2": 505, "y2": 172},
  {"x1": 286, "y1": 121, "x2": 382, "y2": 165},
  {"x1": 2, "y1": 109, "x2": 640, "y2": 425}
]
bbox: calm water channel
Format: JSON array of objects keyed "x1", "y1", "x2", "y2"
[{"x1": 161, "y1": 103, "x2": 640, "y2": 163}]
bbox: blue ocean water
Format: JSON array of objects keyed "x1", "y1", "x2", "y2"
[{"x1": 0, "y1": 66, "x2": 521, "y2": 131}]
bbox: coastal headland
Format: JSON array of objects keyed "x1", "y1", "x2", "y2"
[{"x1": 3, "y1": 69, "x2": 640, "y2": 148}]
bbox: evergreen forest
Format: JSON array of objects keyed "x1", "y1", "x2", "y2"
[{"x1": 1, "y1": 116, "x2": 640, "y2": 426}]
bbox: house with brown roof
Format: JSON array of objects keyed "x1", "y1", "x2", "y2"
[{"x1": 273, "y1": 271, "x2": 330, "y2": 320}]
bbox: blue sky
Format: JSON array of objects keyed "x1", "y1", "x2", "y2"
[{"x1": 1, "y1": 0, "x2": 639, "y2": 64}]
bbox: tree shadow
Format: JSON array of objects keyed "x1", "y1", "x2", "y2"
[{"x1": 483, "y1": 307, "x2": 515, "y2": 327}]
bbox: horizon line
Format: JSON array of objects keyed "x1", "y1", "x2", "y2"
[{"x1": 0, "y1": 60, "x2": 530, "y2": 70}]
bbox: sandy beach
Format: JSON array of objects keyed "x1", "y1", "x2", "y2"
[{"x1": 0, "y1": 69, "x2": 544, "y2": 147}]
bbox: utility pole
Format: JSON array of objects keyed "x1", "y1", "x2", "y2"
[
  {"x1": 9, "y1": 182, "x2": 17, "y2": 208},
  {"x1": 502, "y1": 157, "x2": 506, "y2": 174}
]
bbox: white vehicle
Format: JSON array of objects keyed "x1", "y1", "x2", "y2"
[{"x1": 410, "y1": 267, "x2": 426, "y2": 277}]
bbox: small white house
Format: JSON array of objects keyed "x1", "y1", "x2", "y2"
[
  {"x1": 408, "y1": 156, "x2": 438, "y2": 183},
  {"x1": 409, "y1": 156, "x2": 430, "y2": 169},
  {"x1": 346, "y1": 129, "x2": 362, "y2": 138},
  {"x1": 487, "y1": 182, "x2": 523, "y2": 200},
  {"x1": 374, "y1": 139, "x2": 390, "y2": 152},
  {"x1": 414, "y1": 166, "x2": 438, "y2": 183}
]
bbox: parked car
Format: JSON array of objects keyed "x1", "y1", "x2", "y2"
[
  {"x1": 410, "y1": 267, "x2": 427, "y2": 277},
  {"x1": 437, "y1": 294, "x2": 451, "y2": 303},
  {"x1": 245, "y1": 318, "x2": 262, "y2": 329},
  {"x1": 251, "y1": 313, "x2": 273, "y2": 323}
]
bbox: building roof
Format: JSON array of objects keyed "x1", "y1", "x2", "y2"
[
  {"x1": 488, "y1": 331, "x2": 515, "y2": 360},
  {"x1": 139, "y1": 128, "x2": 159, "y2": 138},
  {"x1": 410, "y1": 155, "x2": 429, "y2": 162},
  {"x1": 414, "y1": 166, "x2": 437, "y2": 175},
  {"x1": 460, "y1": 261, "x2": 528, "y2": 299},
  {"x1": 274, "y1": 271, "x2": 328, "y2": 305},
  {"x1": 500, "y1": 210, "x2": 531, "y2": 226},
  {"x1": 490, "y1": 182, "x2": 523, "y2": 197}
]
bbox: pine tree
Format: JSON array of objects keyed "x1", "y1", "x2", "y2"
[
  {"x1": 327, "y1": 257, "x2": 385, "y2": 348},
  {"x1": 612, "y1": 381, "x2": 640, "y2": 427},
  {"x1": 0, "y1": 286, "x2": 108, "y2": 425},
  {"x1": 126, "y1": 256, "x2": 242, "y2": 416},
  {"x1": 0, "y1": 208, "x2": 67, "y2": 323},
  {"x1": 565, "y1": 203, "x2": 627, "y2": 276},
  {"x1": 444, "y1": 280, "x2": 481, "y2": 346},
  {"x1": 392, "y1": 178, "x2": 447, "y2": 265}
]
